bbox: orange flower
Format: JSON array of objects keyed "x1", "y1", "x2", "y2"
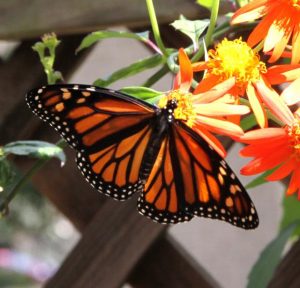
[
  {"x1": 193, "y1": 38, "x2": 300, "y2": 127},
  {"x1": 231, "y1": 0, "x2": 300, "y2": 64},
  {"x1": 159, "y1": 48, "x2": 251, "y2": 157},
  {"x1": 267, "y1": 63, "x2": 300, "y2": 105},
  {"x1": 239, "y1": 103, "x2": 300, "y2": 198}
]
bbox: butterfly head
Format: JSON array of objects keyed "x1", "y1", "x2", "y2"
[{"x1": 158, "y1": 90, "x2": 196, "y2": 127}]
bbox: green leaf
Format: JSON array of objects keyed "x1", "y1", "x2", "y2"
[
  {"x1": 0, "y1": 158, "x2": 15, "y2": 191},
  {"x1": 196, "y1": 0, "x2": 214, "y2": 10},
  {"x1": 171, "y1": 15, "x2": 209, "y2": 47},
  {"x1": 3, "y1": 141, "x2": 65, "y2": 166},
  {"x1": 93, "y1": 54, "x2": 164, "y2": 87},
  {"x1": 146, "y1": 95, "x2": 163, "y2": 104},
  {"x1": 247, "y1": 221, "x2": 300, "y2": 288},
  {"x1": 120, "y1": 86, "x2": 163, "y2": 100},
  {"x1": 77, "y1": 30, "x2": 149, "y2": 53},
  {"x1": 281, "y1": 195, "x2": 300, "y2": 236},
  {"x1": 32, "y1": 33, "x2": 62, "y2": 84},
  {"x1": 240, "y1": 113, "x2": 258, "y2": 131},
  {"x1": 0, "y1": 268, "x2": 37, "y2": 286},
  {"x1": 245, "y1": 167, "x2": 278, "y2": 189}
]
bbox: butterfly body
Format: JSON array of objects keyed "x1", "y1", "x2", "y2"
[{"x1": 26, "y1": 84, "x2": 259, "y2": 229}]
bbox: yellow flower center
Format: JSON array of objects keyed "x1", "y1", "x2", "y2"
[
  {"x1": 292, "y1": 0, "x2": 300, "y2": 9},
  {"x1": 287, "y1": 119, "x2": 300, "y2": 160},
  {"x1": 207, "y1": 38, "x2": 267, "y2": 92},
  {"x1": 158, "y1": 90, "x2": 196, "y2": 127}
]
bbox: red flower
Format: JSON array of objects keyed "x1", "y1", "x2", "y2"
[
  {"x1": 231, "y1": 0, "x2": 300, "y2": 64},
  {"x1": 193, "y1": 38, "x2": 300, "y2": 127},
  {"x1": 240, "y1": 103, "x2": 300, "y2": 198}
]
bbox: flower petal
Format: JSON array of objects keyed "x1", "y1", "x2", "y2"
[
  {"x1": 281, "y1": 77, "x2": 300, "y2": 105},
  {"x1": 287, "y1": 168, "x2": 300, "y2": 195},
  {"x1": 240, "y1": 138, "x2": 288, "y2": 157},
  {"x1": 268, "y1": 24, "x2": 292, "y2": 63},
  {"x1": 292, "y1": 23, "x2": 300, "y2": 64},
  {"x1": 247, "y1": 82, "x2": 267, "y2": 128},
  {"x1": 193, "y1": 74, "x2": 222, "y2": 95},
  {"x1": 231, "y1": 0, "x2": 267, "y2": 24},
  {"x1": 195, "y1": 116, "x2": 244, "y2": 137},
  {"x1": 264, "y1": 21, "x2": 286, "y2": 53},
  {"x1": 265, "y1": 65, "x2": 300, "y2": 84},
  {"x1": 255, "y1": 79, "x2": 294, "y2": 126},
  {"x1": 194, "y1": 126, "x2": 226, "y2": 158},
  {"x1": 247, "y1": 13, "x2": 276, "y2": 47},
  {"x1": 177, "y1": 48, "x2": 193, "y2": 92},
  {"x1": 193, "y1": 78, "x2": 235, "y2": 103},
  {"x1": 239, "y1": 128, "x2": 288, "y2": 144},
  {"x1": 266, "y1": 157, "x2": 296, "y2": 181},
  {"x1": 240, "y1": 146, "x2": 291, "y2": 175},
  {"x1": 192, "y1": 61, "x2": 209, "y2": 72},
  {"x1": 195, "y1": 103, "x2": 250, "y2": 116}
]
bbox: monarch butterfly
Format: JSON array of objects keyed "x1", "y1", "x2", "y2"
[{"x1": 26, "y1": 84, "x2": 259, "y2": 229}]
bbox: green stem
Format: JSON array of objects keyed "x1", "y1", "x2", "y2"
[
  {"x1": 142, "y1": 65, "x2": 169, "y2": 87},
  {"x1": 145, "y1": 0, "x2": 168, "y2": 59},
  {"x1": 0, "y1": 139, "x2": 66, "y2": 216},
  {"x1": 240, "y1": 98, "x2": 285, "y2": 127},
  {"x1": 253, "y1": 40, "x2": 265, "y2": 53},
  {"x1": 192, "y1": 0, "x2": 220, "y2": 62}
]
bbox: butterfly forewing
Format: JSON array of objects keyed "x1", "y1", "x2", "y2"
[{"x1": 26, "y1": 84, "x2": 157, "y2": 199}]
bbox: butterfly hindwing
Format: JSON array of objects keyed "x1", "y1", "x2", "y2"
[
  {"x1": 172, "y1": 122, "x2": 259, "y2": 229},
  {"x1": 26, "y1": 84, "x2": 157, "y2": 199},
  {"x1": 138, "y1": 134, "x2": 194, "y2": 223},
  {"x1": 138, "y1": 119, "x2": 258, "y2": 229}
]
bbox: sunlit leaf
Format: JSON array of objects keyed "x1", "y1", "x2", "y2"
[
  {"x1": 247, "y1": 221, "x2": 300, "y2": 288},
  {"x1": 93, "y1": 54, "x2": 164, "y2": 87},
  {"x1": 196, "y1": 0, "x2": 214, "y2": 10},
  {"x1": 77, "y1": 30, "x2": 149, "y2": 53},
  {"x1": 3, "y1": 141, "x2": 65, "y2": 166},
  {"x1": 171, "y1": 15, "x2": 209, "y2": 47},
  {"x1": 281, "y1": 195, "x2": 300, "y2": 236},
  {"x1": 120, "y1": 86, "x2": 163, "y2": 100}
]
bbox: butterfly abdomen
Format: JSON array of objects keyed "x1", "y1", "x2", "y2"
[{"x1": 139, "y1": 111, "x2": 169, "y2": 181}]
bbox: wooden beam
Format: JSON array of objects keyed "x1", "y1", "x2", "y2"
[
  {"x1": 45, "y1": 197, "x2": 165, "y2": 288},
  {"x1": 129, "y1": 235, "x2": 221, "y2": 288},
  {"x1": 0, "y1": 36, "x2": 100, "y2": 231},
  {"x1": 0, "y1": 0, "x2": 210, "y2": 40},
  {"x1": 0, "y1": 36, "x2": 91, "y2": 143}
]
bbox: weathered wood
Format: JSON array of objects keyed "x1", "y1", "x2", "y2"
[
  {"x1": 45, "y1": 196, "x2": 165, "y2": 288},
  {"x1": 28, "y1": 132, "x2": 105, "y2": 231},
  {"x1": 0, "y1": 36, "x2": 101, "y2": 231},
  {"x1": 129, "y1": 235, "x2": 220, "y2": 288},
  {"x1": 0, "y1": 0, "x2": 233, "y2": 40},
  {"x1": 0, "y1": 36, "x2": 91, "y2": 143},
  {"x1": 268, "y1": 238, "x2": 300, "y2": 288}
]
